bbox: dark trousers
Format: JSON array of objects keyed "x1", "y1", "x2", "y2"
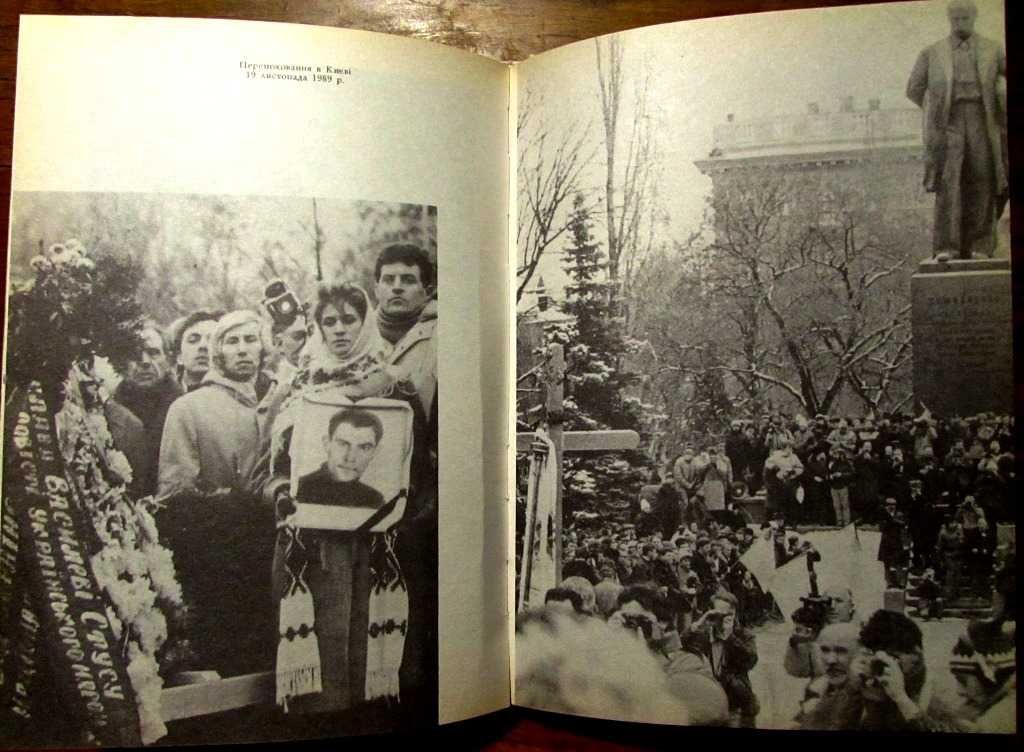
[{"x1": 934, "y1": 100, "x2": 998, "y2": 257}]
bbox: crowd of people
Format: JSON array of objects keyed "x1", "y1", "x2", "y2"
[
  {"x1": 515, "y1": 408, "x2": 1016, "y2": 732},
  {"x1": 518, "y1": 507, "x2": 1015, "y2": 732},
  {"x1": 645, "y1": 411, "x2": 1015, "y2": 597},
  {"x1": 90, "y1": 243, "x2": 439, "y2": 732}
]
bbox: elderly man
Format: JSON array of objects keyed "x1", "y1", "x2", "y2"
[
  {"x1": 158, "y1": 310, "x2": 264, "y2": 497},
  {"x1": 794, "y1": 622, "x2": 861, "y2": 725},
  {"x1": 114, "y1": 321, "x2": 183, "y2": 496},
  {"x1": 802, "y1": 609, "x2": 966, "y2": 731},
  {"x1": 906, "y1": 0, "x2": 1007, "y2": 259},
  {"x1": 785, "y1": 587, "x2": 856, "y2": 679}
]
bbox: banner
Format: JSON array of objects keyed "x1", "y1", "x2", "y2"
[
  {"x1": 519, "y1": 431, "x2": 558, "y2": 611},
  {"x1": 751, "y1": 525, "x2": 887, "y2": 626},
  {"x1": 1, "y1": 383, "x2": 141, "y2": 746}
]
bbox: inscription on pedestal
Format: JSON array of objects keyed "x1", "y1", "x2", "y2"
[{"x1": 911, "y1": 259, "x2": 1013, "y2": 417}]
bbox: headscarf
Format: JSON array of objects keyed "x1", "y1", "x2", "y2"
[{"x1": 288, "y1": 284, "x2": 392, "y2": 397}]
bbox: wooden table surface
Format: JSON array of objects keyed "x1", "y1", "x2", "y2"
[{"x1": 0, "y1": 1, "x2": 1018, "y2": 749}]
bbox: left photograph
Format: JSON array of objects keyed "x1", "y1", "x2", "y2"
[{"x1": 0, "y1": 192, "x2": 439, "y2": 745}]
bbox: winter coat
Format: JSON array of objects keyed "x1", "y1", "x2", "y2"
[
  {"x1": 157, "y1": 372, "x2": 260, "y2": 497},
  {"x1": 906, "y1": 33, "x2": 1007, "y2": 194}
]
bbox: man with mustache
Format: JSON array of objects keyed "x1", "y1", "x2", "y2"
[
  {"x1": 115, "y1": 321, "x2": 182, "y2": 496},
  {"x1": 158, "y1": 310, "x2": 264, "y2": 497},
  {"x1": 795, "y1": 622, "x2": 860, "y2": 725},
  {"x1": 801, "y1": 609, "x2": 965, "y2": 731},
  {"x1": 785, "y1": 587, "x2": 857, "y2": 679}
]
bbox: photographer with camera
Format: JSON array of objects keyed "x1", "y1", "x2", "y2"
[
  {"x1": 262, "y1": 279, "x2": 309, "y2": 381},
  {"x1": 683, "y1": 591, "x2": 759, "y2": 728},
  {"x1": 608, "y1": 585, "x2": 663, "y2": 645},
  {"x1": 800, "y1": 609, "x2": 965, "y2": 731}
]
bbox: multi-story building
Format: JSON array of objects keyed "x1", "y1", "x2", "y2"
[{"x1": 695, "y1": 97, "x2": 931, "y2": 260}]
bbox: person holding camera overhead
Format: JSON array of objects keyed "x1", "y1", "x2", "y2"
[
  {"x1": 682, "y1": 590, "x2": 759, "y2": 728},
  {"x1": 263, "y1": 279, "x2": 310, "y2": 383}
]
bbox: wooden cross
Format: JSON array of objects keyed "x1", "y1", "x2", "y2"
[{"x1": 517, "y1": 343, "x2": 639, "y2": 592}]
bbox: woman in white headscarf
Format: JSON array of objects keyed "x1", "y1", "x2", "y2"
[{"x1": 256, "y1": 282, "x2": 419, "y2": 721}]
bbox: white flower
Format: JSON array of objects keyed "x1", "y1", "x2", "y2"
[
  {"x1": 126, "y1": 645, "x2": 168, "y2": 745},
  {"x1": 29, "y1": 255, "x2": 52, "y2": 272},
  {"x1": 107, "y1": 450, "x2": 134, "y2": 486},
  {"x1": 135, "y1": 508, "x2": 160, "y2": 545},
  {"x1": 134, "y1": 609, "x2": 168, "y2": 654},
  {"x1": 142, "y1": 543, "x2": 184, "y2": 606}
]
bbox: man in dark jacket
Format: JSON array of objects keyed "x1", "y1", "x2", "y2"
[
  {"x1": 724, "y1": 421, "x2": 750, "y2": 489},
  {"x1": 800, "y1": 609, "x2": 967, "y2": 731},
  {"x1": 683, "y1": 591, "x2": 759, "y2": 727},
  {"x1": 115, "y1": 322, "x2": 182, "y2": 496},
  {"x1": 652, "y1": 480, "x2": 682, "y2": 540},
  {"x1": 878, "y1": 497, "x2": 910, "y2": 588}
]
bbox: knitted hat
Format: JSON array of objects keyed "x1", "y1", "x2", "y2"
[{"x1": 949, "y1": 620, "x2": 1015, "y2": 682}]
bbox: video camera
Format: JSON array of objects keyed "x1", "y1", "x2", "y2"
[{"x1": 262, "y1": 279, "x2": 303, "y2": 330}]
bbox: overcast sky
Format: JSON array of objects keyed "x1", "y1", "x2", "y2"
[{"x1": 518, "y1": 0, "x2": 1006, "y2": 302}]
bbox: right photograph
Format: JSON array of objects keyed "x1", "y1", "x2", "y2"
[{"x1": 515, "y1": 0, "x2": 1014, "y2": 733}]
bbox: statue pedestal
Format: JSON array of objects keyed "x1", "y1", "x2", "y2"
[{"x1": 911, "y1": 257, "x2": 1013, "y2": 417}]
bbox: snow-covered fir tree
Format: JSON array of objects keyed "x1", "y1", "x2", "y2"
[{"x1": 546, "y1": 194, "x2": 649, "y2": 519}]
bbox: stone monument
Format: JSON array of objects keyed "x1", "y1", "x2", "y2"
[
  {"x1": 905, "y1": 0, "x2": 1008, "y2": 260},
  {"x1": 911, "y1": 256, "x2": 1012, "y2": 417},
  {"x1": 907, "y1": 1, "x2": 1012, "y2": 416}
]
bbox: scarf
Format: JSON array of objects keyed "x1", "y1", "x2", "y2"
[
  {"x1": 201, "y1": 368, "x2": 259, "y2": 407},
  {"x1": 274, "y1": 284, "x2": 408, "y2": 710},
  {"x1": 275, "y1": 525, "x2": 322, "y2": 710},
  {"x1": 376, "y1": 304, "x2": 424, "y2": 346},
  {"x1": 286, "y1": 286, "x2": 392, "y2": 400}
]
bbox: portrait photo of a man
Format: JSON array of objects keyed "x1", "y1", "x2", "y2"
[{"x1": 297, "y1": 408, "x2": 386, "y2": 509}]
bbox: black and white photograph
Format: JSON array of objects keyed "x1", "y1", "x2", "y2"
[
  {"x1": 515, "y1": 0, "x2": 1014, "y2": 733},
  {"x1": 0, "y1": 192, "x2": 439, "y2": 745}
]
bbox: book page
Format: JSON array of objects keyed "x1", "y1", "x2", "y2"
[
  {"x1": 0, "y1": 14, "x2": 510, "y2": 745},
  {"x1": 514, "y1": 0, "x2": 1013, "y2": 733}
]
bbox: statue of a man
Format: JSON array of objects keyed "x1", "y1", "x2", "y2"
[{"x1": 906, "y1": 0, "x2": 1007, "y2": 259}]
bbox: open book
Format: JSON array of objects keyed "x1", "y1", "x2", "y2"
[{"x1": 0, "y1": 0, "x2": 1014, "y2": 745}]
